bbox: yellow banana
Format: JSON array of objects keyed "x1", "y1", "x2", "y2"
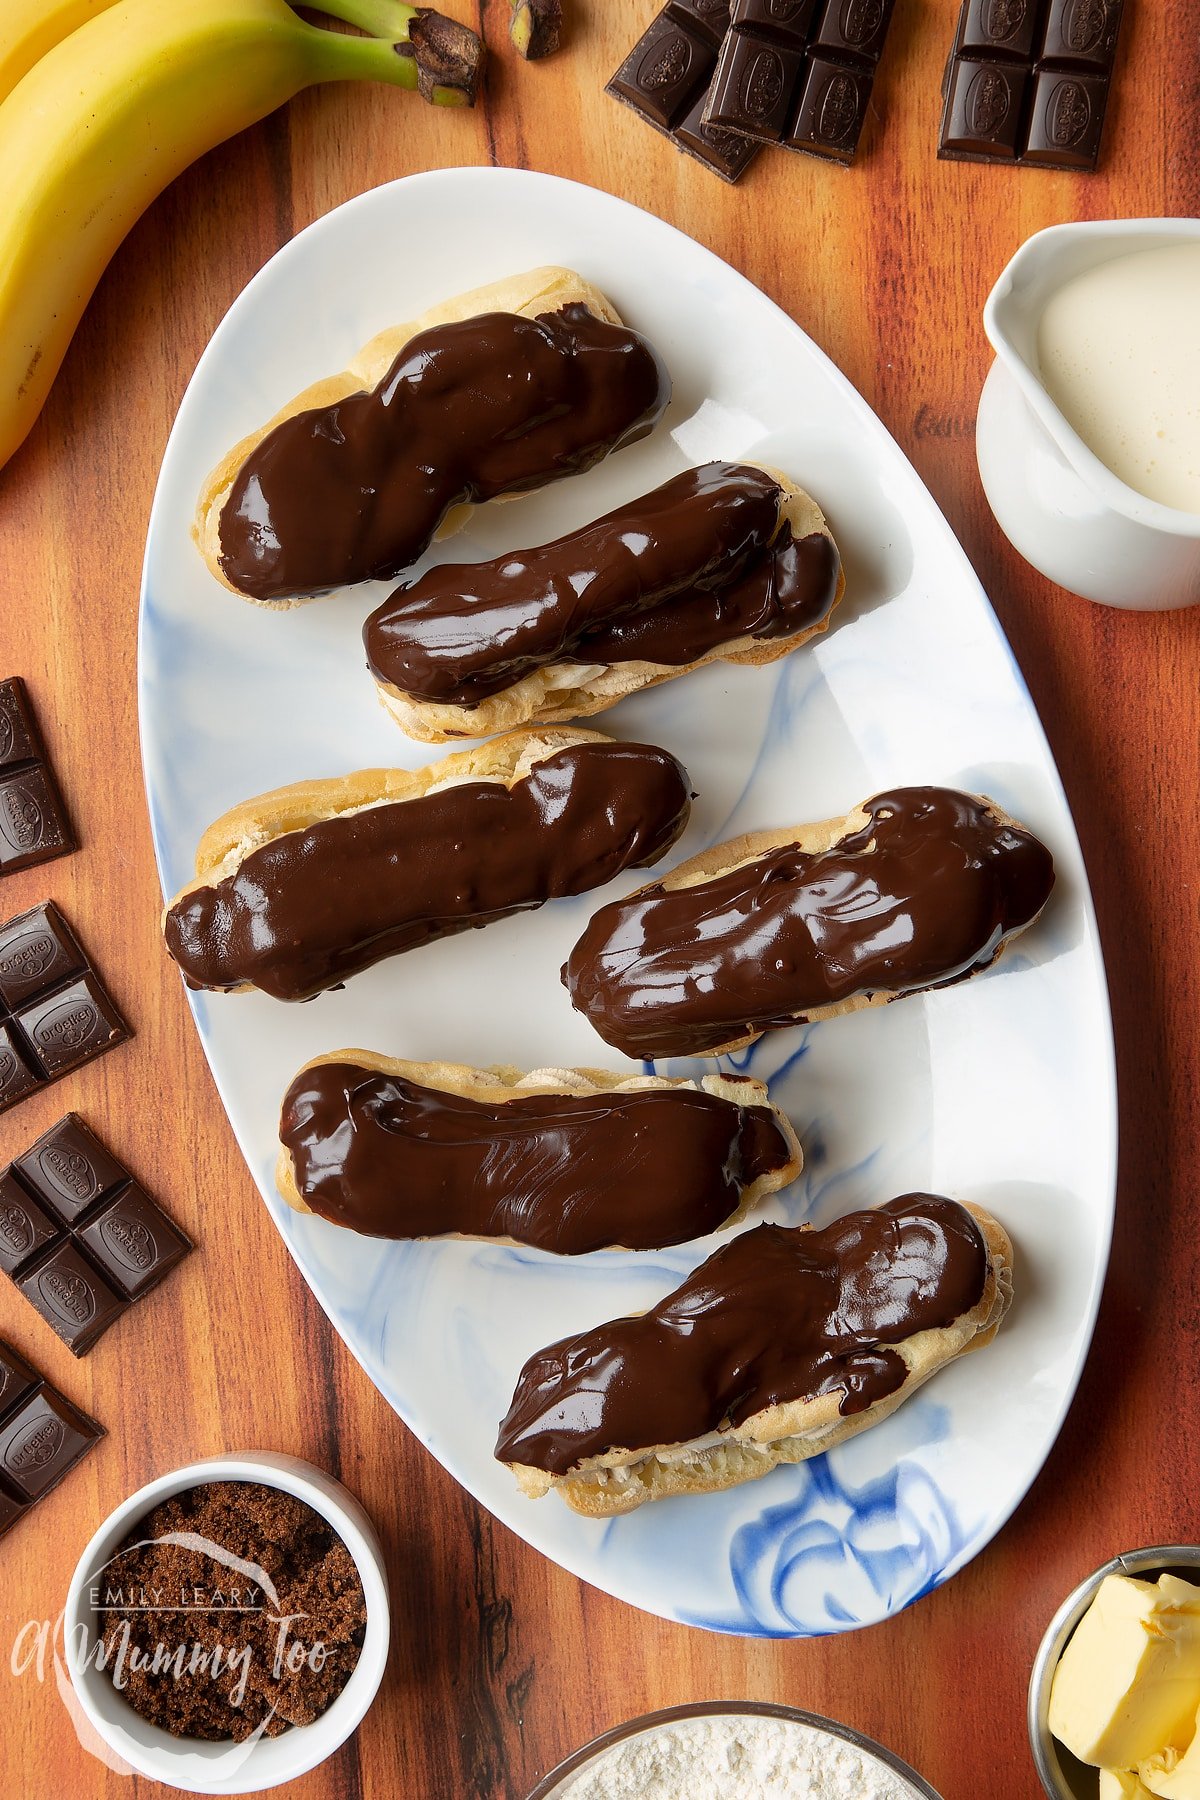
[
  {"x1": 0, "y1": 0, "x2": 124, "y2": 103},
  {"x1": 0, "y1": 0, "x2": 483, "y2": 473}
]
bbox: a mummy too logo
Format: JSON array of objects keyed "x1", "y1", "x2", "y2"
[{"x1": 11, "y1": 1531, "x2": 330, "y2": 1778}]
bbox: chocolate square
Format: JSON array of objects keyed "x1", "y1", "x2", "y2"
[
  {"x1": 729, "y1": 0, "x2": 817, "y2": 40},
  {"x1": 0, "y1": 1170, "x2": 62, "y2": 1276},
  {"x1": 0, "y1": 1385, "x2": 103, "y2": 1499},
  {"x1": 0, "y1": 1024, "x2": 41, "y2": 1114},
  {"x1": 1022, "y1": 65, "x2": 1109, "y2": 166},
  {"x1": 0, "y1": 903, "x2": 85, "y2": 1010},
  {"x1": 14, "y1": 973, "x2": 129, "y2": 1080},
  {"x1": 787, "y1": 52, "x2": 874, "y2": 158},
  {"x1": 705, "y1": 29, "x2": 806, "y2": 139},
  {"x1": 78, "y1": 1185, "x2": 193, "y2": 1301},
  {"x1": 674, "y1": 88, "x2": 765, "y2": 178},
  {"x1": 955, "y1": 0, "x2": 1039, "y2": 60},
  {"x1": 0, "y1": 1340, "x2": 41, "y2": 1421},
  {"x1": 608, "y1": 15, "x2": 716, "y2": 128},
  {"x1": 668, "y1": 0, "x2": 734, "y2": 47},
  {"x1": 812, "y1": 0, "x2": 895, "y2": 63},
  {"x1": 1039, "y1": 0, "x2": 1123, "y2": 70},
  {"x1": 0, "y1": 766, "x2": 74, "y2": 875},
  {"x1": 0, "y1": 680, "x2": 40, "y2": 772},
  {"x1": 13, "y1": 1113, "x2": 130, "y2": 1221},
  {"x1": 0, "y1": 1484, "x2": 30, "y2": 1536},
  {"x1": 939, "y1": 56, "x2": 1028, "y2": 157},
  {"x1": 16, "y1": 1240, "x2": 128, "y2": 1355}
]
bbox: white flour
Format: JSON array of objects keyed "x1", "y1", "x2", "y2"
[{"x1": 559, "y1": 1714, "x2": 920, "y2": 1800}]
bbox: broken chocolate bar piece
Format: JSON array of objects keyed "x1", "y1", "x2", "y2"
[
  {"x1": 938, "y1": 0, "x2": 1124, "y2": 170},
  {"x1": 0, "y1": 1170, "x2": 61, "y2": 1277},
  {"x1": 702, "y1": 0, "x2": 897, "y2": 163},
  {"x1": 0, "y1": 905, "x2": 129, "y2": 1116},
  {"x1": 0, "y1": 1341, "x2": 41, "y2": 1418},
  {"x1": 13, "y1": 1113, "x2": 130, "y2": 1222},
  {"x1": 0, "y1": 680, "x2": 75, "y2": 877},
  {"x1": 0, "y1": 1114, "x2": 193, "y2": 1355},
  {"x1": 78, "y1": 1185, "x2": 192, "y2": 1303},
  {"x1": 606, "y1": 2, "x2": 762, "y2": 184},
  {"x1": 17, "y1": 1241, "x2": 128, "y2": 1357},
  {"x1": 0, "y1": 1367, "x2": 103, "y2": 1516}
]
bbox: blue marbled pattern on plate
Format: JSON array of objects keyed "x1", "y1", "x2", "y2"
[{"x1": 139, "y1": 170, "x2": 1116, "y2": 1637}]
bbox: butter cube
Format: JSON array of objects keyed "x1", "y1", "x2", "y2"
[
  {"x1": 1140, "y1": 1696, "x2": 1200, "y2": 1797},
  {"x1": 1049, "y1": 1574, "x2": 1200, "y2": 1769},
  {"x1": 1101, "y1": 1772, "x2": 1159, "y2": 1798}
]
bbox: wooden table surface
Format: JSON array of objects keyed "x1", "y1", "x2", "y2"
[{"x1": 2, "y1": 3, "x2": 1198, "y2": 1796}]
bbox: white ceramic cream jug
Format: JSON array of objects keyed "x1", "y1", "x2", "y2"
[{"x1": 977, "y1": 217, "x2": 1200, "y2": 611}]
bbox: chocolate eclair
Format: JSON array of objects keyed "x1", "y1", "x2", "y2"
[
  {"x1": 277, "y1": 1053, "x2": 801, "y2": 1254},
  {"x1": 161, "y1": 728, "x2": 691, "y2": 1003},
  {"x1": 564, "y1": 786, "x2": 1055, "y2": 1059},
  {"x1": 364, "y1": 460, "x2": 843, "y2": 742},
  {"x1": 496, "y1": 1195, "x2": 1013, "y2": 1514},
  {"x1": 194, "y1": 268, "x2": 670, "y2": 606}
]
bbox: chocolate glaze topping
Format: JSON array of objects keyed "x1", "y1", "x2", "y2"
[
  {"x1": 495, "y1": 1195, "x2": 991, "y2": 1475},
  {"x1": 217, "y1": 305, "x2": 670, "y2": 601},
  {"x1": 163, "y1": 743, "x2": 690, "y2": 1003},
  {"x1": 576, "y1": 528, "x2": 839, "y2": 670},
  {"x1": 279, "y1": 1063, "x2": 793, "y2": 1254},
  {"x1": 564, "y1": 787, "x2": 1055, "y2": 1058},
  {"x1": 364, "y1": 462, "x2": 841, "y2": 706}
]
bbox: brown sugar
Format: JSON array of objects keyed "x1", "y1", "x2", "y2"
[{"x1": 94, "y1": 1480, "x2": 367, "y2": 1740}]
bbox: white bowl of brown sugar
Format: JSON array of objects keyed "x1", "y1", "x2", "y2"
[{"x1": 63, "y1": 1451, "x2": 390, "y2": 1794}]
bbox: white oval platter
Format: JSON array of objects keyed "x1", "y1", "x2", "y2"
[{"x1": 140, "y1": 167, "x2": 1115, "y2": 1637}]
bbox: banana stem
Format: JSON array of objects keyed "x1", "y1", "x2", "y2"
[
  {"x1": 308, "y1": 0, "x2": 416, "y2": 37},
  {"x1": 300, "y1": 3, "x2": 485, "y2": 106}
]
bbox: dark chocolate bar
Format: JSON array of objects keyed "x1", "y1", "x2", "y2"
[
  {"x1": 17, "y1": 1243, "x2": 127, "y2": 1357},
  {"x1": 0, "y1": 1170, "x2": 60, "y2": 1275},
  {"x1": 0, "y1": 1355, "x2": 103, "y2": 1525},
  {"x1": 606, "y1": 3, "x2": 763, "y2": 184},
  {"x1": 0, "y1": 680, "x2": 75, "y2": 877},
  {"x1": 0, "y1": 1115, "x2": 192, "y2": 1355},
  {"x1": 78, "y1": 1185, "x2": 192, "y2": 1301},
  {"x1": 0, "y1": 904, "x2": 129, "y2": 1116},
  {"x1": 938, "y1": 0, "x2": 1124, "y2": 169},
  {"x1": 702, "y1": 0, "x2": 897, "y2": 163},
  {"x1": 0, "y1": 1341, "x2": 41, "y2": 1417}
]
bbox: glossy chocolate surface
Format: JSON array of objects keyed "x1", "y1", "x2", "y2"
[
  {"x1": 280, "y1": 1063, "x2": 793, "y2": 1254},
  {"x1": 365, "y1": 462, "x2": 840, "y2": 706},
  {"x1": 164, "y1": 743, "x2": 691, "y2": 1003},
  {"x1": 217, "y1": 305, "x2": 670, "y2": 602},
  {"x1": 578, "y1": 525, "x2": 837, "y2": 668},
  {"x1": 496, "y1": 1194, "x2": 990, "y2": 1473},
  {"x1": 564, "y1": 786, "x2": 1055, "y2": 1058}
]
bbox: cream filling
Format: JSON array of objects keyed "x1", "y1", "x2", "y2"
[{"x1": 566, "y1": 1423, "x2": 843, "y2": 1490}]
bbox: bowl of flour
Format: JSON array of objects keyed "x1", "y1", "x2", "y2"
[{"x1": 526, "y1": 1701, "x2": 943, "y2": 1800}]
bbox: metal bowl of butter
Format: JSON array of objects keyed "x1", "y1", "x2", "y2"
[{"x1": 1029, "y1": 1543, "x2": 1200, "y2": 1799}]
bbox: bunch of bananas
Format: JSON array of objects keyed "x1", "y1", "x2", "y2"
[{"x1": 0, "y1": 0, "x2": 484, "y2": 473}]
